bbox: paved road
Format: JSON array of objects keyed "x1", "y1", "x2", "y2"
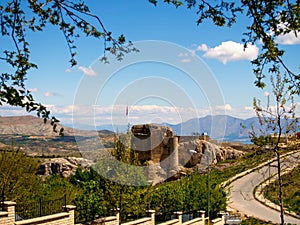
[{"x1": 227, "y1": 151, "x2": 300, "y2": 224}]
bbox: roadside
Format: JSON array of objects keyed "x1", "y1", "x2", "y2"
[
  {"x1": 221, "y1": 150, "x2": 300, "y2": 189},
  {"x1": 254, "y1": 164, "x2": 300, "y2": 219},
  {"x1": 225, "y1": 150, "x2": 300, "y2": 224}
]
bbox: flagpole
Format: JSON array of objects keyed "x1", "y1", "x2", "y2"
[{"x1": 126, "y1": 105, "x2": 130, "y2": 134}]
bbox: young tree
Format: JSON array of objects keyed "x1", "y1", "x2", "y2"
[
  {"x1": 74, "y1": 134, "x2": 148, "y2": 222},
  {"x1": 1, "y1": 0, "x2": 300, "y2": 127},
  {"x1": 0, "y1": 148, "x2": 42, "y2": 202},
  {"x1": 251, "y1": 72, "x2": 299, "y2": 225},
  {"x1": 94, "y1": 135, "x2": 148, "y2": 221}
]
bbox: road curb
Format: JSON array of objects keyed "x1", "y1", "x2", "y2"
[
  {"x1": 254, "y1": 164, "x2": 300, "y2": 219},
  {"x1": 222, "y1": 150, "x2": 300, "y2": 189},
  {"x1": 224, "y1": 150, "x2": 300, "y2": 217}
]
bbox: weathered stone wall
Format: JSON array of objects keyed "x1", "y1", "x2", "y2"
[
  {"x1": 0, "y1": 202, "x2": 75, "y2": 225},
  {"x1": 131, "y1": 124, "x2": 174, "y2": 164},
  {"x1": 132, "y1": 125, "x2": 243, "y2": 169},
  {"x1": 131, "y1": 124, "x2": 244, "y2": 184},
  {"x1": 0, "y1": 203, "x2": 222, "y2": 225},
  {"x1": 82, "y1": 215, "x2": 119, "y2": 225},
  {"x1": 0, "y1": 201, "x2": 16, "y2": 225}
]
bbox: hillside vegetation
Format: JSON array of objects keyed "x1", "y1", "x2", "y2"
[{"x1": 263, "y1": 164, "x2": 300, "y2": 215}]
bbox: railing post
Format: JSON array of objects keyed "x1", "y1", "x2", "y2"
[
  {"x1": 173, "y1": 211, "x2": 183, "y2": 224},
  {"x1": 218, "y1": 212, "x2": 226, "y2": 225},
  {"x1": 198, "y1": 210, "x2": 205, "y2": 225},
  {"x1": 146, "y1": 209, "x2": 155, "y2": 225},
  {"x1": 3, "y1": 201, "x2": 16, "y2": 225},
  {"x1": 112, "y1": 208, "x2": 120, "y2": 225},
  {"x1": 63, "y1": 205, "x2": 76, "y2": 225},
  {"x1": 39, "y1": 198, "x2": 42, "y2": 217}
]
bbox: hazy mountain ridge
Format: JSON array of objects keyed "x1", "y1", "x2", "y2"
[
  {"x1": 1, "y1": 115, "x2": 297, "y2": 143},
  {"x1": 0, "y1": 115, "x2": 93, "y2": 136},
  {"x1": 163, "y1": 115, "x2": 259, "y2": 141},
  {"x1": 96, "y1": 115, "x2": 261, "y2": 142}
]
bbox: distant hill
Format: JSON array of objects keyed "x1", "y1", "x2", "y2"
[
  {"x1": 95, "y1": 115, "x2": 261, "y2": 142},
  {"x1": 1, "y1": 115, "x2": 297, "y2": 143},
  {"x1": 0, "y1": 115, "x2": 93, "y2": 136},
  {"x1": 162, "y1": 115, "x2": 259, "y2": 142}
]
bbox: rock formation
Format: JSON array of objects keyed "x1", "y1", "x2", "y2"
[
  {"x1": 37, "y1": 125, "x2": 245, "y2": 182},
  {"x1": 130, "y1": 124, "x2": 245, "y2": 185},
  {"x1": 38, "y1": 157, "x2": 94, "y2": 178},
  {"x1": 178, "y1": 139, "x2": 245, "y2": 168}
]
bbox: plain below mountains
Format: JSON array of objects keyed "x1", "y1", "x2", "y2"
[{"x1": 1, "y1": 115, "x2": 297, "y2": 143}]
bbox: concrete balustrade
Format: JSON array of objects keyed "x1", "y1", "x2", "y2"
[{"x1": 0, "y1": 201, "x2": 224, "y2": 225}]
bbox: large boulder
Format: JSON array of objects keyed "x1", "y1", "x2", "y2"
[
  {"x1": 178, "y1": 140, "x2": 244, "y2": 168},
  {"x1": 38, "y1": 157, "x2": 94, "y2": 178}
]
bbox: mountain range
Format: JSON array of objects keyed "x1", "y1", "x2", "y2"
[
  {"x1": 1, "y1": 115, "x2": 298, "y2": 143},
  {"x1": 94, "y1": 115, "x2": 261, "y2": 142}
]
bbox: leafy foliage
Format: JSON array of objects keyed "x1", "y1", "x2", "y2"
[
  {"x1": 250, "y1": 72, "x2": 299, "y2": 225},
  {"x1": 2, "y1": 0, "x2": 300, "y2": 128},
  {"x1": 0, "y1": 148, "x2": 80, "y2": 203},
  {"x1": 251, "y1": 72, "x2": 299, "y2": 145},
  {"x1": 144, "y1": 172, "x2": 226, "y2": 218},
  {"x1": 149, "y1": 0, "x2": 300, "y2": 93},
  {"x1": 74, "y1": 135, "x2": 148, "y2": 222},
  {"x1": 0, "y1": 0, "x2": 138, "y2": 134},
  {"x1": 73, "y1": 179, "x2": 109, "y2": 223},
  {"x1": 73, "y1": 134, "x2": 226, "y2": 223},
  {"x1": 0, "y1": 149, "x2": 41, "y2": 202}
]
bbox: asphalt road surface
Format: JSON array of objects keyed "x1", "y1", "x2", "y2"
[{"x1": 227, "y1": 151, "x2": 300, "y2": 224}]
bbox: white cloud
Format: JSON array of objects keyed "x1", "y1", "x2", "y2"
[
  {"x1": 65, "y1": 68, "x2": 72, "y2": 73},
  {"x1": 271, "y1": 23, "x2": 300, "y2": 45},
  {"x1": 28, "y1": 88, "x2": 39, "y2": 92},
  {"x1": 78, "y1": 66, "x2": 96, "y2": 76},
  {"x1": 71, "y1": 104, "x2": 259, "y2": 126},
  {"x1": 44, "y1": 92, "x2": 59, "y2": 97},
  {"x1": 214, "y1": 104, "x2": 233, "y2": 111},
  {"x1": 181, "y1": 58, "x2": 191, "y2": 63},
  {"x1": 2, "y1": 102, "x2": 298, "y2": 130},
  {"x1": 0, "y1": 104, "x2": 269, "y2": 128},
  {"x1": 197, "y1": 41, "x2": 259, "y2": 64},
  {"x1": 197, "y1": 44, "x2": 209, "y2": 51},
  {"x1": 276, "y1": 32, "x2": 300, "y2": 45},
  {"x1": 178, "y1": 52, "x2": 192, "y2": 63}
]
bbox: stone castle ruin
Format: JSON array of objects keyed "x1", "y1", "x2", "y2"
[
  {"x1": 38, "y1": 124, "x2": 244, "y2": 185},
  {"x1": 131, "y1": 124, "x2": 244, "y2": 184}
]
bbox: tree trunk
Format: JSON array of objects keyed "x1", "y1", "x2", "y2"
[{"x1": 275, "y1": 150, "x2": 284, "y2": 225}]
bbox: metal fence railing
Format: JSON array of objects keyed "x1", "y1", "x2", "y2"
[
  {"x1": 155, "y1": 209, "x2": 202, "y2": 224},
  {"x1": 0, "y1": 190, "x2": 4, "y2": 212},
  {"x1": 155, "y1": 210, "x2": 176, "y2": 224},
  {"x1": 15, "y1": 195, "x2": 66, "y2": 221},
  {"x1": 182, "y1": 209, "x2": 201, "y2": 223}
]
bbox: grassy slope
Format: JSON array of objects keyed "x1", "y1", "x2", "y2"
[
  {"x1": 263, "y1": 164, "x2": 300, "y2": 215},
  {"x1": 241, "y1": 217, "x2": 274, "y2": 225}
]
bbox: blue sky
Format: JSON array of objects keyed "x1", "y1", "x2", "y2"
[{"x1": 1, "y1": 0, "x2": 300, "y2": 128}]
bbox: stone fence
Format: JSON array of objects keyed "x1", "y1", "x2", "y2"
[
  {"x1": 80, "y1": 210, "x2": 225, "y2": 225},
  {"x1": 0, "y1": 201, "x2": 225, "y2": 225},
  {"x1": 0, "y1": 201, "x2": 75, "y2": 225}
]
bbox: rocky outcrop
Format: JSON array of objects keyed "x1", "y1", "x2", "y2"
[
  {"x1": 178, "y1": 139, "x2": 245, "y2": 168},
  {"x1": 38, "y1": 157, "x2": 94, "y2": 178}
]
